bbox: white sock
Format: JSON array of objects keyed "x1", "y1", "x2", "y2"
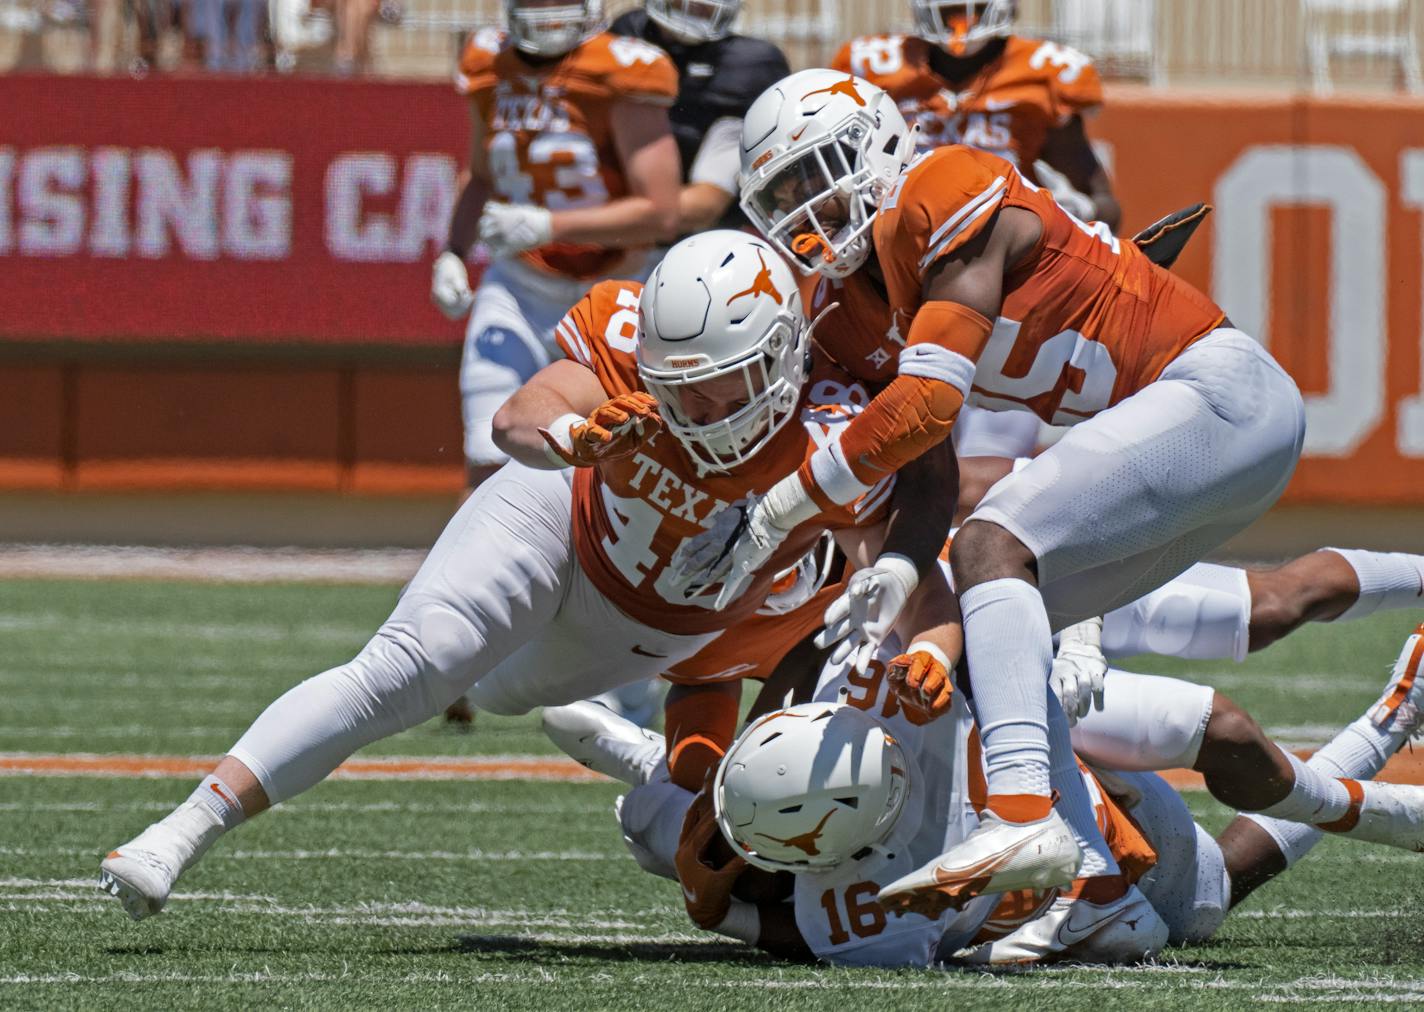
[
  {"x1": 962, "y1": 579, "x2": 1052, "y2": 800},
  {"x1": 1047, "y1": 692, "x2": 1118, "y2": 878},
  {"x1": 151, "y1": 799, "x2": 227, "y2": 872},
  {"x1": 1243, "y1": 712, "x2": 1401, "y2": 866},
  {"x1": 187, "y1": 774, "x2": 247, "y2": 831},
  {"x1": 1253, "y1": 752, "x2": 1352, "y2": 823},
  {"x1": 1327, "y1": 549, "x2": 1424, "y2": 621}
]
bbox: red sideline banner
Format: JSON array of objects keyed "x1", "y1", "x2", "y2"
[{"x1": 0, "y1": 73, "x2": 469, "y2": 346}]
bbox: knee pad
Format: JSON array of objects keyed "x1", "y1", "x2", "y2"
[
  {"x1": 1103, "y1": 563, "x2": 1250, "y2": 663},
  {"x1": 1071, "y1": 670, "x2": 1214, "y2": 771}
]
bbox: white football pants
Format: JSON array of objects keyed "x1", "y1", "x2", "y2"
[
  {"x1": 971, "y1": 329, "x2": 1306, "y2": 630},
  {"x1": 229, "y1": 461, "x2": 715, "y2": 804}
]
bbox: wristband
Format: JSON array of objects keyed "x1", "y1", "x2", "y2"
[
  {"x1": 873, "y1": 552, "x2": 920, "y2": 595},
  {"x1": 905, "y1": 640, "x2": 951, "y2": 671},
  {"x1": 542, "y1": 412, "x2": 583, "y2": 468},
  {"x1": 711, "y1": 900, "x2": 761, "y2": 944}
]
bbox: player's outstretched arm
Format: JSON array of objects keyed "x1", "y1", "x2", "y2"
[
  {"x1": 491, "y1": 359, "x2": 649, "y2": 468},
  {"x1": 546, "y1": 102, "x2": 682, "y2": 247}
]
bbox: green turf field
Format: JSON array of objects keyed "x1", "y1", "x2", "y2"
[{"x1": 3, "y1": 577, "x2": 1423, "y2": 1010}]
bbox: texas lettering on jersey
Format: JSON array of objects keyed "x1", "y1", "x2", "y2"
[
  {"x1": 457, "y1": 29, "x2": 678, "y2": 279},
  {"x1": 555, "y1": 280, "x2": 894, "y2": 634},
  {"x1": 874, "y1": 146, "x2": 1226, "y2": 425},
  {"x1": 832, "y1": 34, "x2": 1102, "y2": 173}
]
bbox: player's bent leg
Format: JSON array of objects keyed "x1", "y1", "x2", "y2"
[
  {"x1": 1070, "y1": 670, "x2": 1215, "y2": 772},
  {"x1": 1225, "y1": 624, "x2": 1424, "y2": 903},
  {"x1": 1247, "y1": 549, "x2": 1424, "y2": 651},
  {"x1": 459, "y1": 263, "x2": 554, "y2": 490},
  {"x1": 980, "y1": 330, "x2": 1305, "y2": 629},
  {"x1": 542, "y1": 700, "x2": 666, "y2": 787},
  {"x1": 99, "y1": 464, "x2": 577, "y2": 920},
  {"x1": 1102, "y1": 563, "x2": 1251, "y2": 663}
]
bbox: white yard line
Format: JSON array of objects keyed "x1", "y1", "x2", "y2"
[
  {"x1": 0, "y1": 800, "x2": 607, "y2": 816},
  {"x1": 0, "y1": 544, "x2": 424, "y2": 585},
  {"x1": 0, "y1": 845, "x2": 618, "y2": 862}
]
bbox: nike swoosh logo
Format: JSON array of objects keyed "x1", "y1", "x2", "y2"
[
  {"x1": 631, "y1": 645, "x2": 668, "y2": 659},
  {"x1": 1055, "y1": 903, "x2": 1122, "y2": 947},
  {"x1": 210, "y1": 782, "x2": 237, "y2": 806},
  {"x1": 790, "y1": 125, "x2": 809, "y2": 141},
  {"x1": 682, "y1": 884, "x2": 698, "y2": 903},
  {"x1": 983, "y1": 98, "x2": 1017, "y2": 112}
]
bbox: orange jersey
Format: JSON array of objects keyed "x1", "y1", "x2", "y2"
[
  {"x1": 556, "y1": 280, "x2": 894, "y2": 635},
  {"x1": 832, "y1": 34, "x2": 1102, "y2": 173},
  {"x1": 457, "y1": 29, "x2": 678, "y2": 279},
  {"x1": 663, "y1": 579, "x2": 842, "y2": 685},
  {"x1": 798, "y1": 271, "x2": 903, "y2": 387},
  {"x1": 875, "y1": 146, "x2": 1226, "y2": 424}
]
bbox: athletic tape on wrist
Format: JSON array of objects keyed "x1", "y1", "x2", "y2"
[
  {"x1": 542, "y1": 413, "x2": 583, "y2": 468},
  {"x1": 905, "y1": 640, "x2": 951, "y2": 671}
]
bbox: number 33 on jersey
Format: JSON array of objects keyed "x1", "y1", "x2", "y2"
[
  {"x1": 557, "y1": 280, "x2": 895, "y2": 636},
  {"x1": 457, "y1": 29, "x2": 678, "y2": 279}
]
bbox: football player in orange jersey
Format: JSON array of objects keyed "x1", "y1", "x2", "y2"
[
  {"x1": 830, "y1": 0, "x2": 1119, "y2": 463},
  {"x1": 835, "y1": 0, "x2": 1117, "y2": 230},
  {"x1": 96, "y1": 230, "x2": 953, "y2": 924},
  {"x1": 675, "y1": 68, "x2": 1311, "y2": 910},
  {"x1": 430, "y1": 0, "x2": 683, "y2": 491}
]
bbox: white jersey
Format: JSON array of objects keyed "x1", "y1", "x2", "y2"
[{"x1": 793, "y1": 641, "x2": 997, "y2": 965}]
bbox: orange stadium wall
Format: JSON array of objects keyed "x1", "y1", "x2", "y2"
[{"x1": 2, "y1": 76, "x2": 1423, "y2": 507}]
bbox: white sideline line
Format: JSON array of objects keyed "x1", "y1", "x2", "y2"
[
  {"x1": 0, "y1": 726, "x2": 242, "y2": 740},
  {"x1": 1234, "y1": 908, "x2": 1413, "y2": 919}
]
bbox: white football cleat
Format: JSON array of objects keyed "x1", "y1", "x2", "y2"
[
  {"x1": 98, "y1": 801, "x2": 224, "y2": 921},
  {"x1": 956, "y1": 883, "x2": 1168, "y2": 965},
  {"x1": 1367, "y1": 623, "x2": 1424, "y2": 738},
  {"x1": 542, "y1": 700, "x2": 666, "y2": 787},
  {"x1": 1323, "y1": 780, "x2": 1424, "y2": 852},
  {"x1": 878, "y1": 809, "x2": 1082, "y2": 919}
]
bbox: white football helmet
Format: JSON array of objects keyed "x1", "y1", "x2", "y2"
[
  {"x1": 645, "y1": 0, "x2": 740, "y2": 44},
  {"x1": 505, "y1": 0, "x2": 604, "y2": 57},
  {"x1": 714, "y1": 702, "x2": 909, "y2": 873},
  {"x1": 638, "y1": 230, "x2": 808, "y2": 473},
  {"x1": 739, "y1": 69, "x2": 916, "y2": 279},
  {"x1": 911, "y1": 0, "x2": 1016, "y2": 54}
]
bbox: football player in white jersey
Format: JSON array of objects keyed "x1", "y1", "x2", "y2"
[{"x1": 567, "y1": 615, "x2": 1424, "y2": 965}]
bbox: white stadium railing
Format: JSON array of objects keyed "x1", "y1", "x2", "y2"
[{"x1": 1, "y1": 0, "x2": 1421, "y2": 93}]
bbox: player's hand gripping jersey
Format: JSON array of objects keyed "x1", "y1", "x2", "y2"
[
  {"x1": 555, "y1": 280, "x2": 894, "y2": 635},
  {"x1": 833, "y1": 34, "x2": 1102, "y2": 170},
  {"x1": 457, "y1": 28, "x2": 678, "y2": 278}
]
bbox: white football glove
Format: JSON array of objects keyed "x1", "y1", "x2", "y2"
[
  {"x1": 478, "y1": 202, "x2": 554, "y2": 259},
  {"x1": 431, "y1": 250, "x2": 474, "y2": 320},
  {"x1": 1050, "y1": 616, "x2": 1107, "y2": 726},
  {"x1": 668, "y1": 478, "x2": 816, "y2": 612},
  {"x1": 814, "y1": 554, "x2": 919, "y2": 673}
]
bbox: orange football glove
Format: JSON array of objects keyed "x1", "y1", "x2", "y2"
[
  {"x1": 674, "y1": 782, "x2": 747, "y2": 930},
  {"x1": 887, "y1": 649, "x2": 953, "y2": 726},
  {"x1": 539, "y1": 392, "x2": 662, "y2": 467}
]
